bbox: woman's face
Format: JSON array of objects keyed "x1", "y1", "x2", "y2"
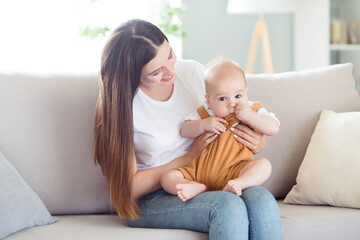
[{"x1": 140, "y1": 40, "x2": 177, "y2": 89}]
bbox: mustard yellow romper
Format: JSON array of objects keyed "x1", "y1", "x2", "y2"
[{"x1": 178, "y1": 102, "x2": 263, "y2": 191}]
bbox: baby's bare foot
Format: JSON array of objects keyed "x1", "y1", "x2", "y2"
[
  {"x1": 223, "y1": 180, "x2": 242, "y2": 196},
  {"x1": 176, "y1": 182, "x2": 206, "y2": 202}
]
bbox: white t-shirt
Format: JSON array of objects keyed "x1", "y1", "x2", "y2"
[{"x1": 133, "y1": 60, "x2": 205, "y2": 170}]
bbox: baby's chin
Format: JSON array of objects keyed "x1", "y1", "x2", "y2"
[{"x1": 217, "y1": 111, "x2": 235, "y2": 118}]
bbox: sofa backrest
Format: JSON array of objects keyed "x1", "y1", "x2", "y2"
[
  {"x1": 246, "y1": 63, "x2": 360, "y2": 198},
  {"x1": 0, "y1": 63, "x2": 359, "y2": 215},
  {"x1": 0, "y1": 73, "x2": 110, "y2": 215}
]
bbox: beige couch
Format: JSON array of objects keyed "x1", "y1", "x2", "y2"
[{"x1": 1, "y1": 63, "x2": 360, "y2": 240}]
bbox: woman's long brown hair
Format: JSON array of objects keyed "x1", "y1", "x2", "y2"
[{"x1": 93, "y1": 19, "x2": 168, "y2": 220}]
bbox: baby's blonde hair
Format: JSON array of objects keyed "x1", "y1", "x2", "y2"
[{"x1": 204, "y1": 56, "x2": 246, "y2": 94}]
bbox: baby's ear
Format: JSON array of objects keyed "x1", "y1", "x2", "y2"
[{"x1": 205, "y1": 94, "x2": 210, "y2": 105}]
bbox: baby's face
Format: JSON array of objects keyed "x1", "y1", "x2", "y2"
[{"x1": 206, "y1": 73, "x2": 248, "y2": 118}]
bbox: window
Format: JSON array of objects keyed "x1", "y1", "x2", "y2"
[{"x1": 0, "y1": 0, "x2": 182, "y2": 73}]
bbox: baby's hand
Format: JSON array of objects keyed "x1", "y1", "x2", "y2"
[
  {"x1": 235, "y1": 103, "x2": 253, "y2": 122},
  {"x1": 202, "y1": 116, "x2": 227, "y2": 134}
]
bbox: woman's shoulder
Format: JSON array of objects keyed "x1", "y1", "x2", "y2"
[
  {"x1": 175, "y1": 59, "x2": 205, "y2": 84},
  {"x1": 175, "y1": 59, "x2": 205, "y2": 105},
  {"x1": 175, "y1": 59, "x2": 205, "y2": 75}
]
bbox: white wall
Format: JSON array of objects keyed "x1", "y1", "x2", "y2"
[
  {"x1": 182, "y1": 0, "x2": 294, "y2": 73},
  {"x1": 294, "y1": 0, "x2": 330, "y2": 71}
]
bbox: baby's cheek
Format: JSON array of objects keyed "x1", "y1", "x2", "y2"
[{"x1": 220, "y1": 109, "x2": 232, "y2": 118}]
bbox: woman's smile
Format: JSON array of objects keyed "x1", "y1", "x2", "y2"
[{"x1": 161, "y1": 75, "x2": 174, "y2": 82}]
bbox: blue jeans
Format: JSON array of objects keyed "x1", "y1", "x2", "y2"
[{"x1": 129, "y1": 187, "x2": 283, "y2": 240}]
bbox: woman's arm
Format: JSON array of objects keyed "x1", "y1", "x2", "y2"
[
  {"x1": 132, "y1": 153, "x2": 192, "y2": 199},
  {"x1": 230, "y1": 124, "x2": 266, "y2": 154},
  {"x1": 132, "y1": 132, "x2": 218, "y2": 199}
]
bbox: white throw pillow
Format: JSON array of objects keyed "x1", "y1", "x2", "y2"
[
  {"x1": 284, "y1": 110, "x2": 360, "y2": 208},
  {"x1": 0, "y1": 151, "x2": 58, "y2": 238}
]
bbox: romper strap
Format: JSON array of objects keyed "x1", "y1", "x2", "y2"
[
  {"x1": 196, "y1": 106, "x2": 211, "y2": 119},
  {"x1": 251, "y1": 101, "x2": 263, "y2": 112}
]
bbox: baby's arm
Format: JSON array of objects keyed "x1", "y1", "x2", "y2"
[
  {"x1": 181, "y1": 117, "x2": 227, "y2": 138},
  {"x1": 180, "y1": 120, "x2": 206, "y2": 138},
  {"x1": 235, "y1": 103, "x2": 279, "y2": 136}
]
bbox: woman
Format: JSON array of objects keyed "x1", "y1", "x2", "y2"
[{"x1": 93, "y1": 19, "x2": 283, "y2": 240}]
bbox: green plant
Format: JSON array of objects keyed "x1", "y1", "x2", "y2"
[
  {"x1": 79, "y1": 26, "x2": 110, "y2": 39},
  {"x1": 157, "y1": 3, "x2": 186, "y2": 39},
  {"x1": 78, "y1": 0, "x2": 185, "y2": 40}
]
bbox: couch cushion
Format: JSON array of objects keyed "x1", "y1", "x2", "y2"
[
  {"x1": 5, "y1": 203, "x2": 360, "y2": 240},
  {"x1": 0, "y1": 72, "x2": 110, "y2": 215},
  {"x1": 4, "y1": 215, "x2": 208, "y2": 240},
  {"x1": 279, "y1": 201, "x2": 360, "y2": 240},
  {"x1": 246, "y1": 63, "x2": 360, "y2": 198}
]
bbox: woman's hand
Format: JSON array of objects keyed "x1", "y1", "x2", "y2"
[{"x1": 230, "y1": 124, "x2": 266, "y2": 154}]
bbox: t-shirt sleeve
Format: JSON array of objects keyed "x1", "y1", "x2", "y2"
[
  {"x1": 184, "y1": 110, "x2": 201, "y2": 121},
  {"x1": 183, "y1": 101, "x2": 213, "y2": 121},
  {"x1": 253, "y1": 103, "x2": 280, "y2": 126},
  {"x1": 257, "y1": 108, "x2": 280, "y2": 126}
]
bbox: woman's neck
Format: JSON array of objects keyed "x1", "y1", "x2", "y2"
[{"x1": 139, "y1": 84, "x2": 174, "y2": 102}]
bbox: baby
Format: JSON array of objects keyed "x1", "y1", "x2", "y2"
[{"x1": 161, "y1": 57, "x2": 280, "y2": 202}]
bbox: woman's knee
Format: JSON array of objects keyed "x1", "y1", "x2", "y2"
[
  {"x1": 242, "y1": 187, "x2": 283, "y2": 239},
  {"x1": 202, "y1": 191, "x2": 248, "y2": 222},
  {"x1": 243, "y1": 187, "x2": 276, "y2": 202},
  {"x1": 200, "y1": 191, "x2": 249, "y2": 239},
  {"x1": 242, "y1": 187, "x2": 280, "y2": 217}
]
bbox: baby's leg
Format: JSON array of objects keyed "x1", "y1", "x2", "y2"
[
  {"x1": 161, "y1": 170, "x2": 206, "y2": 202},
  {"x1": 223, "y1": 158, "x2": 272, "y2": 196}
]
